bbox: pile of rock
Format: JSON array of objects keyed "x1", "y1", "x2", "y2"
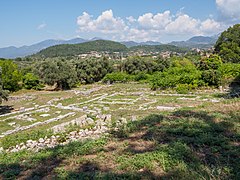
[
  {"x1": 3, "y1": 124, "x2": 109, "y2": 153},
  {"x1": 1, "y1": 114, "x2": 112, "y2": 154}
]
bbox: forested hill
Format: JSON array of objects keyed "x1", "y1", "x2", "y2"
[
  {"x1": 34, "y1": 40, "x2": 128, "y2": 58},
  {"x1": 33, "y1": 40, "x2": 189, "y2": 58},
  {"x1": 129, "y1": 44, "x2": 189, "y2": 53}
]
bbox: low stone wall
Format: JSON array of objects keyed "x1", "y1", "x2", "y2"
[{"x1": 0, "y1": 114, "x2": 113, "y2": 154}]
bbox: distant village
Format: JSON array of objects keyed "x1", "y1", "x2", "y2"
[{"x1": 77, "y1": 47, "x2": 214, "y2": 60}]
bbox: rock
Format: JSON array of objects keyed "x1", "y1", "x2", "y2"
[
  {"x1": 70, "y1": 131, "x2": 77, "y2": 136},
  {"x1": 30, "y1": 141, "x2": 37, "y2": 148},
  {"x1": 10, "y1": 148, "x2": 18, "y2": 153},
  {"x1": 55, "y1": 111, "x2": 61, "y2": 114},
  {"x1": 83, "y1": 106, "x2": 88, "y2": 111},
  {"x1": 0, "y1": 147, "x2": 4, "y2": 153},
  {"x1": 105, "y1": 114, "x2": 111, "y2": 122},
  {"x1": 38, "y1": 143, "x2": 45, "y2": 148},
  {"x1": 27, "y1": 140, "x2": 33, "y2": 144},
  {"x1": 20, "y1": 145, "x2": 27, "y2": 150},
  {"x1": 40, "y1": 114, "x2": 50, "y2": 117},
  {"x1": 156, "y1": 106, "x2": 176, "y2": 111},
  {"x1": 131, "y1": 115, "x2": 137, "y2": 121},
  {"x1": 211, "y1": 99, "x2": 220, "y2": 103},
  {"x1": 120, "y1": 118, "x2": 127, "y2": 124},
  {"x1": 39, "y1": 138, "x2": 45, "y2": 143},
  {"x1": 103, "y1": 107, "x2": 110, "y2": 111},
  {"x1": 15, "y1": 145, "x2": 20, "y2": 149},
  {"x1": 8, "y1": 122, "x2": 16, "y2": 126},
  {"x1": 57, "y1": 103, "x2": 63, "y2": 107},
  {"x1": 19, "y1": 107, "x2": 25, "y2": 112},
  {"x1": 86, "y1": 118, "x2": 94, "y2": 124},
  {"x1": 45, "y1": 139, "x2": 50, "y2": 144},
  {"x1": 94, "y1": 129, "x2": 102, "y2": 134}
]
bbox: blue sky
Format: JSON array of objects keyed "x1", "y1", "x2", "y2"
[{"x1": 0, "y1": 0, "x2": 239, "y2": 47}]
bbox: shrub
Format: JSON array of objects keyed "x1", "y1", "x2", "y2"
[
  {"x1": 176, "y1": 84, "x2": 193, "y2": 94},
  {"x1": 150, "y1": 59, "x2": 202, "y2": 90},
  {"x1": 201, "y1": 70, "x2": 222, "y2": 86},
  {"x1": 0, "y1": 60, "x2": 22, "y2": 91},
  {"x1": 23, "y1": 73, "x2": 43, "y2": 90},
  {"x1": 134, "y1": 72, "x2": 149, "y2": 81},
  {"x1": 198, "y1": 55, "x2": 223, "y2": 87},
  {"x1": 102, "y1": 72, "x2": 134, "y2": 83}
]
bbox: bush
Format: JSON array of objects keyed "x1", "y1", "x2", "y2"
[
  {"x1": 176, "y1": 84, "x2": 193, "y2": 94},
  {"x1": 150, "y1": 59, "x2": 202, "y2": 90},
  {"x1": 201, "y1": 70, "x2": 222, "y2": 87},
  {"x1": 23, "y1": 73, "x2": 43, "y2": 90},
  {"x1": 198, "y1": 55, "x2": 223, "y2": 87},
  {"x1": 102, "y1": 72, "x2": 134, "y2": 83},
  {"x1": 0, "y1": 60, "x2": 22, "y2": 91},
  {"x1": 134, "y1": 72, "x2": 149, "y2": 82},
  {"x1": 219, "y1": 63, "x2": 240, "y2": 79}
]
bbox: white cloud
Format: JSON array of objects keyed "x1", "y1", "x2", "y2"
[
  {"x1": 37, "y1": 23, "x2": 47, "y2": 30},
  {"x1": 138, "y1": 11, "x2": 171, "y2": 30},
  {"x1": 77, "y1": 9, "x2": 127, "y2": 34},
  {"x1": 126, "y1": 16, "x2": 136, "y2": 23},
  {"x1": 76, "y1": 9, "x2": 226, "y2": 42},
  {"x1": 200, "y1": 19, "x2": 222, "y2": 33},
  {"x1": 165, "y1": 14, "x2": 200, "y2": 35},
  {"x1": 216, "y1": 0, "x2": 240, "y2": 21}
]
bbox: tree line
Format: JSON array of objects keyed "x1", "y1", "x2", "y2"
[{"x1": 0, "y1": 24, "x2": 240, "y2": 103}]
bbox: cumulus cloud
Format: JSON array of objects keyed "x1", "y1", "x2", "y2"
[
  {"x1": 165, "y1": 14, "x2": 200, "y2": 35},
  {"x1": 216, "y1": 0, "x2": 240, "y2": 21},
  {"x1": 126, "y1": 16, "x2": 136, "y2": 23},
  {"x1": 77, "y1": 10, "x2": 127, "y2": 34},
  {"x1": 37, "y1": 23, "x2": 47, "y2": 30},
  {"x1": 138, "y1": 11, "x2": 172, "y2": 30},
  {"x1": 76, "y1": 9, "x2": 226, "y2": 42},
  {"x1": 200, "y1": 19, "x2": 222, "y2": 33}
]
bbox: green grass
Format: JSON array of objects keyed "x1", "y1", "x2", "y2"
[{"x1": 0, "y1": 83, "x2": 239, "y2": 179}]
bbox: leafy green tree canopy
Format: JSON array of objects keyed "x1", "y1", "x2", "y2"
[
  {"x1": 34, "y1": 58, "x2": 78, "y2": 90},
  {"x1": 0, "y1": 68, "x2": 8, "y2": 104},
  {"x1": 23, "y1": 73, "x2": 42, "y2": 90},
  {"x1": 215, "y1": 24, "x2": 240, "y2": 63},
  {"x1": 73, "y1": 57, "x2": 113, "y2": 84},
  {"x1": 0, "y1": 60, "x2": 22, "y2": 92}
]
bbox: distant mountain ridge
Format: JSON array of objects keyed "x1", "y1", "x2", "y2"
[
  {"x1": 0, "y1": 35, "x2": 218, "y2": 59},
  {"x1": 121, "y1": 41, "x2": 161, "y2": 47},
  {"x1": 0, "y1": 38, "x2": 87, "y2": 59},
  {"x1": 169, "y1": 35, "x2": 218, "y2": 48}
]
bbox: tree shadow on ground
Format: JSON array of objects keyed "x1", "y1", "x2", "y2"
[
  {"x1": 112, "y1": 110, "x2": 240, "y2": 179},
  {"x1": 217, "y1": 76, "x2": 240, "y2": 99},
  {"x1": 228, "y1": 75, "x2": 240, "y2": 98},
  {"x1": 0, "y1": 110, "x2": 239, "y2": 179},
  {"x1": 0, "y1": 105, "x2": 13, "y2": 115}
]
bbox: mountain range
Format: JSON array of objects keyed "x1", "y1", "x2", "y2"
[
  {"x1": 169, "y1": 36, "x2": 218, "y2": 49},
  {"x1": 0, "y1": 36, "x2": 218, "y2": 59}
]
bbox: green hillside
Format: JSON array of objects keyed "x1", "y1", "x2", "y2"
[
  {"x1": 129, "y1": 44, "x2": 189, "y2": 53},
  {"x1": 34, "y1": 40, "x2": 128, "y2": 58},
  {"x1": 33, "y1": 40, "x2": 190, "y2": 58}
]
